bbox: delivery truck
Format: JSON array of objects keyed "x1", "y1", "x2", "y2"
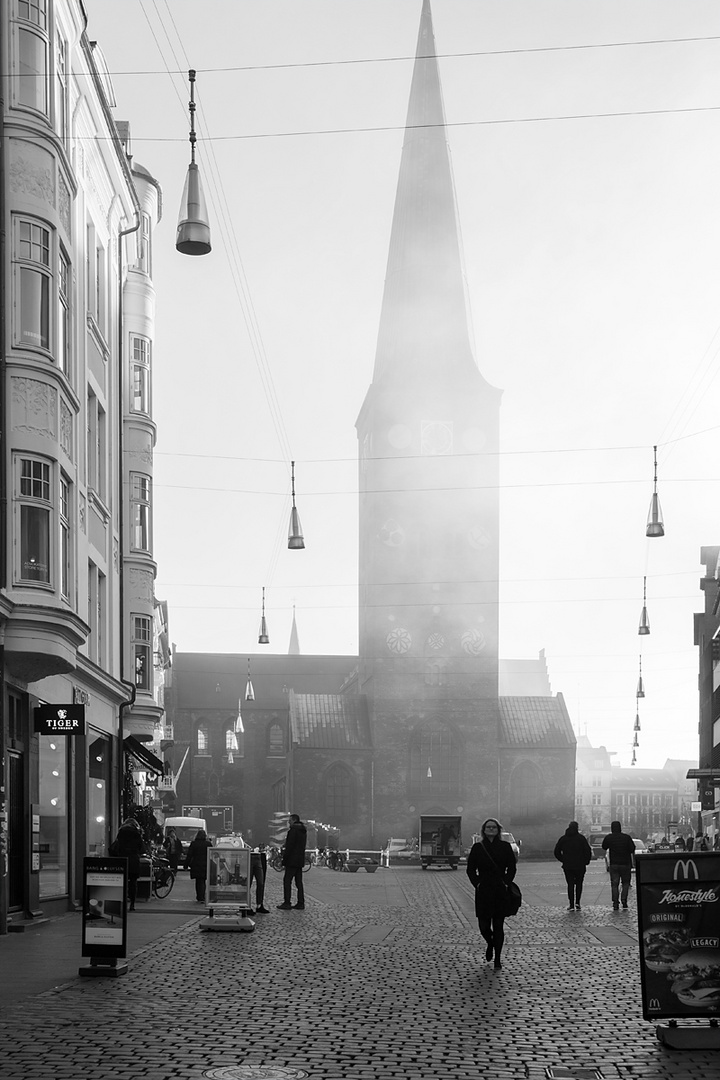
[{"x1": 419, "y1": 814, "x2": 462, "y2": 869}]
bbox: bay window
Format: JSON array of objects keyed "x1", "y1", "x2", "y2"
[
  {"x1": 131, "y1": 335, "x2": 150, "y2": 413},
  {"x1": 133, "y1": 615, "x2": 152, "y2": 691},
  {"x1": 17, "y1": 220, "x2": 50, "y2": 351},
  {"x1": 19, "y1": 457, "x2": 50, "y2": 583},
  {"x1": 131, "y1": 473, "x2": 151, "y2": 550}
]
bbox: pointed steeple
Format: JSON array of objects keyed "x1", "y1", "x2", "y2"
[
  {"x1": 288, "y1": 605, "x2": 300, "y2": 655},
  {"x1": 373, "y1": 0, "x2": 475, "y2": 384}
]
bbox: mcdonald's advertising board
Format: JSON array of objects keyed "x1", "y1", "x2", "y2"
[{"x1": 636, "y1": 852, "x2": 720, "y2": 1019}]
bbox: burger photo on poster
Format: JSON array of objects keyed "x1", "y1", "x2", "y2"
[
  {"x1": 642, "y1": 925, "x2": 693, "y2": 972},
  {"x1": 669, "y1": 949, "x2": 720, "y2": 1008}
]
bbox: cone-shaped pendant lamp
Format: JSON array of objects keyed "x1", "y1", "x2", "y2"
[
  {"x1": 634, "y1": 710, "x2": 641, "y2": 733},
  {"x1": 638, "y1": 576, "x2": 650, "y2": 635},
  {"x1": 234, "y1": 699, "x2": 244, "y2": 734},
  {"x1": 633, "y1": 732, "x2": 639, "y2": 748},
  {"x1": 646, "y1": 445, "x2": 664, "y2": 537},
  {"x1": 227, "y1": 751, "x2": 234, "y2": 765},
  {"x1": 176, "y1": 70, "x2": 212, "y2": 256},
  {"x1": 636, "y1": 655, "x2": 645, "y2": 699},
  {"x1": 288, "y1": 461, "x2": 305, "y2": 549},
  {"x1": 245, "y1": 658, "x2": 255, "y2": 702},
  {"x1": 258, "y1": 586, "x2": 270, "y2": 644},
  {"x1": 631, "y1": 749, "x2": 637, "y2": 765}
]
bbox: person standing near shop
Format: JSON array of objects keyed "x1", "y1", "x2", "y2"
[
  {"x1": 553, "y1": 821, "x2": 592, "y2": 911},
  {"x1": 112, "y1": 818, "x2": 144, "y2": 911},
  {"x1": 186, "y1": 829, "x2": 212, "y2": 903},
  {"x1": 602, "y1": 821, "x2": 635, "y2": 910},
  {"x1": 163, "y1": 827, "x2": 183, "y2": 871},
  {"x1": 277, "y1": 814, "x2": 307, "y2": 910}
]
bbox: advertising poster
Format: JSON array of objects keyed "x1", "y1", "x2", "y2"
[
  {"x1": 207, "y1": 845, "x2": 251, "y2": 908},
  {"x1": 81, "y1": 857, "x2": 127, "y2": 958},
  {"x1": 636, "y1": 852, "x2": 720, "y2": 1020}
]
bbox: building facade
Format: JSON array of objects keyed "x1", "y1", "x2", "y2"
[
  {"x1": 0, "y1": 0, "x2": 163, "y2": 930},
  {"x1": 693, "y1": 545, "x2": 720, "y2": 837}
]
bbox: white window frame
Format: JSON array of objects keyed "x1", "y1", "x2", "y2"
[
  {"x1": 16, "y1": 19, "x2": 48, "y2": 115},
  {"x1": 131, "y1": 335, "x2": 151, "y2": 413},
  {"x1": 60, "y1": 472, "x2": 71, "y2": 600},
  {"x1": 15, "y1": 217, "x2": 52, "y2": 354},
  {"x1": 86, "y1": 390, "x2": 107, "y2": 503},
  {"x1": 16, "y1": 455, "x2": 52, "y2": 586},
  {"x1": 130, "y1": 473, "x2": 151, "y2": 551},
  {"x1": 133, "y1": 615, "x2": 152, "y2": 691}
]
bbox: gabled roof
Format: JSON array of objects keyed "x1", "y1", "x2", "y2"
[
  {"x1": 289, "y1": 692, "x2": 372, "y2": 750},
  {"x1": 611, "y1": 768, "x2": 678, "y2": 789},
  {"x1": 499, "y1": 694, "x2": 575, "y2": 749}
]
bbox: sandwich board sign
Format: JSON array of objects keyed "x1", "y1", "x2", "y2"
[{"x1": 635, "y1": 852, "x2": 720, "y2": 1020}]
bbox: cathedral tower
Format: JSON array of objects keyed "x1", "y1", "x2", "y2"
[{"x1": 356, "y1": 0, "x2": 503, "y2": 835}]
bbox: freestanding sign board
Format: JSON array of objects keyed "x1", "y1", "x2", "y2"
[
  {"x1": 80, "y1": 857, "x2": 128, "y2": 975},
  {"x1": 207, "y1": 842, "x2": 251, "y2": 908},
  {"x1": 635, "y1": 852, "x2": 720, "y2": 1020}
]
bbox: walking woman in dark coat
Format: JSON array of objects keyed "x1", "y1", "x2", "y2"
[
  {"x1": 185, "y1": 829, "x2": 212, "y2": 903},
  {"x1": 554, "y1": 821, "x2": 592, "y2": 911},
  {"x1": 466, "y1": 818, "x2": 517, "y2": 969}
]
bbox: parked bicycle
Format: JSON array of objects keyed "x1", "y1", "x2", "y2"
[
  {"x1": 268, "y1": 845, "x2": 313, "y2": 873},
  {"x1": 152, "y1": 853, "x2": 175, "y2": 898},
  {"x1": 327, "y1": 849, "x2": 346, "y2": 872}
]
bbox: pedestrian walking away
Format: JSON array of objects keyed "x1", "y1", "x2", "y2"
[
  {"x1": 466, "y1": 817, "x2": 517, "y2": 969},
  {"x1": 110, "y1": 817, "x2": 144, "y2": 911},
  {"x1": 185, "y1": 829, "x2": 212, "y2": 903},
  {"x1": 553, "y1": 821, "x2": 592, "y2": 911},
  {"x1": 601, "y1": 821, "x2": 635, "y2": 910},
  {"x1": 277, "y1": 813, "x2": 307, "y2": 910}
]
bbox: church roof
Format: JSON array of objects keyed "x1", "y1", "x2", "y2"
[
  {"x1": 499, "y1": 694, "x2": 575, "y2": 748},
  {"x1": 289, "y1": 692, "x2": 372, "y2": 750}
]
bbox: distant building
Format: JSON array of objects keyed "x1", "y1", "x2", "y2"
[
  {"x1": 575, "y1": 738, "x2": 613, "y2": 832},
  {"x1": 694, "y1": 546, "x2": 720, "y2": 837}
]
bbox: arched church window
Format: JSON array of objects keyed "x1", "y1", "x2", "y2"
[
  {"x1": 196, "y1": 722, "x2": 209, "y2": 755},
  {"x1": 268, "y1": 722, "x2": 285, "y2": 757},
  {"x1": 509, "y1": 761, "x2": 542, "y2": 822},
  {"x1": 409, "y1": 727, "x2": 461, "y2": 793},
  {"x1": 224, "y1": 723, "x2": 244, "y2": 758},
  {"x1": 324, "y1": 764, "x2": 354, "y2": 823}
]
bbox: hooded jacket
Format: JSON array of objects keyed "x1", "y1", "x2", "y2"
[
  {"x1": 554, "y1": 825, "x2": 592, "y2": 872},
  {"x1": 282, "y1": 820, "x2": 307, "y2": 869}
]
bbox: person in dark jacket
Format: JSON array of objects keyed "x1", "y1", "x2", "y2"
[
  {"x1": 554, "y1": 821, "x2": 592, "y2": 911},
  {"x1": 466, "y1": 818, "x2": 517, "y2": 970},
  {"x1": 113, "y1": 818, "x2": 144, "y2": 911},
  {"x1": 601, "y1": 821, "x2": 635, "y2": 910},
  {"x1": 185, "y1": 829, "x2": 212, "y2": 903},
  {"x1": 277, "y1": 814, "x2": 307, "y2": 910},
  {"x1": 163, "y1": 828, "x2": 183, "y2": 871}
]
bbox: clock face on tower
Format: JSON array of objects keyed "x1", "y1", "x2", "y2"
[
  {"x1": 421, "y1": 421, "x2": 453, "y2": 456},
  {"x1": 378, "y1": 519, "x2": 406, "y2": 547}
]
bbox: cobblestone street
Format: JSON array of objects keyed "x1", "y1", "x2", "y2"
[{"x1": 1, "y1": 862, "x2": 716, "y2": 1080}]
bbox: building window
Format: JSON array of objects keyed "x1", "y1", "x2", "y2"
[
  {"x1": 196, "y1": 723, "x2": 209, "y2": 755},
  {"x1": 39, "y1": 735, "x2": 68, "y2": 898},
  {"x1": 131, "y1": 474, "x2": 151, "y2": 550},
  {"x1": 58, "y1": 250, "x2": 70, "y2": 376},
  {"x1": 86, "y1": 221, "x2": 106, "y2": 336},
  {"x1": 88, "y1": 732, "x2": 110, "y2": 857},
  {"x1": 87, "y1": 391, "x2": 107, "y2": 501},
  {"x1": 17, "y1": 25, "x2": 48, "y2": 114},
  {"x1": 592, "y1": 793, "x2": 602, "y2": 805},
  {"x1": 18, "y1": 457, "x2": 51, "y2": 583},
  {"x1": 324, "y1": 764, "x2": 354, "y2": 823},
  {"x1": 131, "y1": 336, "x2": 150, "y2": 413},
  {"x1": 268, "y1": 722, "x2": 285, "y2": 756},
  {"x1": 19, "y1": 0, "x2": 47, "y2": 27},
  {"x1": 60, "y1": 473, "x2": 70, "y2": 599},
  {"x1": 592, "y1": 776, "x2": 602, "y2": 787},
  {"x1": 133, "y1": 615, "x2": 152, "y2": 691},
  {"x1": 409, "y1": 727, "x2": 461, "y2": 793},
  {"x1": 55, "y1": 37, "x2": 67, "y2": 142},
  {"x1": 17, "y1": 219, "x2": 51, "y2": 351},
  {"x1": 509, "y1": 761, "x2": 542, "y2": 823},
  {"x1": 138, "y1": 212, "x2": 151, "y2": 275}
]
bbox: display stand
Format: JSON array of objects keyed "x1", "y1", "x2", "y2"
[
  {"x1": 656, "y1": 1019, "x2": 720, "y2": 1049},
  {"x1": 79, "y1": 956, "x2": 128, "y2": 978},
  {"x1": 199, "y1": 840, "x2": 255, "y2": 933}
]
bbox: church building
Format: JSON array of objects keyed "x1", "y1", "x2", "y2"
[{"x1": 166, "y1": 1, "x2": 575, "y2": 857}]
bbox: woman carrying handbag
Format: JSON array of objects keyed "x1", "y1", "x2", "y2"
[{"x1": 466, "y1": 818, "x2": 518, "y2": 970}]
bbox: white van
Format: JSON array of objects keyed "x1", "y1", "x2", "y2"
[{"x1": 163, "y1": 816, "x2": 207, "y2": 865}]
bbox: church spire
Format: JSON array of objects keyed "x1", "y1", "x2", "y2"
[
  {"x1": 373, "y1": 0, "x2": 475, "y2": 384},
  {"x1": 288, "y1": 605, "x2": 300, "y2": 655}
]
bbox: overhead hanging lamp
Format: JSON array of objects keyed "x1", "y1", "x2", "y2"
[
  {"x1": 638, "y1": 576, "x2": 650, "y2": 636},
  {"x1": 636, "y1": 655, "x2": 645, "y2": 699},
  {"x1": 633, "y1": 732, "x2": 639, "y2": 748},
  {"x1": 234, "y1": 699, "x2": 244, "y2": 734},
  {"x1": 258, "y1": 586, "x2": 270, "y2": 644},
  {"x1": 646, "y1": 445, "x2": 664, "y2": 538},
  {"x1": 176, "y1": 69, "x2": 212, "y2": 255},
  {"x1": 245, "y1": 658, "x2": 255, "y2": 702},
  {"x1": 631, "y1": 749, "x2": 637, "y2": 766},
  {"x1": 288, "y1": 461, "x2": 305, "y2": 549},
  {"x1": 634, "y1": 710, "x2": 641, "y2": 733}
]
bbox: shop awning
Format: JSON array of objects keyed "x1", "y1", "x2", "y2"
[{"x1": 123, "y1": 735, "x2": 165, "y2": 776}]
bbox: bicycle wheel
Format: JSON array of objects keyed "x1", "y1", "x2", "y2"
[
  {"x1": 302, "y1": 854, "x2": 312, "y2": 873},
  {"x1": 153, "y1": 867, "x2": 175, "y2": 898}
]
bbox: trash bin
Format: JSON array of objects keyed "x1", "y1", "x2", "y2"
[{"x1": 136, "y1": 856, "x2": 152, "y2": 901}]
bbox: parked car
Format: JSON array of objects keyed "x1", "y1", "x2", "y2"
[
  {"x1": 502, "y1": 831, "x2": 521, "y2": 859},
  {"x1": 381, "y1": 838, "x2": 418, "y2": 866}
]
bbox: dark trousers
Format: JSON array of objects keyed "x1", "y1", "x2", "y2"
[
  {"x1": 250, "y1": 856, "x2": 265, "y2": 907},
  {"x1": 478, "y1": 914, "x2": 505, "y2": 959},
  {"x1": 127, "y1": 875, "x2": 138, "y2": 907},
  {"x1": 194, "y1": 875, "x2": 206, "y2": 902},
  {"x1": 283, "y1": 866, "x2": 304, "y2": 906},
  {"x1": 563, "y1": 867, "x2": 586, "y2": 906},
  {"x1": 609, "y1": 864, "x2": 631, "y2": 906}
]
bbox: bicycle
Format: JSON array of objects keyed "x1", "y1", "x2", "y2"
[
  {"x1": 268, "y1": 846, "x2": 313, "y2": 873},
  {"x1": 152, "y1": 854, "x2": 175, "y2": 898},
  {"x1": 327, "y1": 849, "x2": 346, "y2": 872}
]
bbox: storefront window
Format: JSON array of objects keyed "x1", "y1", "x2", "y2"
[
  {"x1": 88, "y1": 733, "x2": 110, "y2": 856},
  {"x1": 38, "y1": 736, "x2": 67, "y2": 898}
]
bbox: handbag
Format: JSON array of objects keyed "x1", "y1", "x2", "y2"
[{"x1": 477, "y1": 840, "x2": 522, "y2": 917}]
